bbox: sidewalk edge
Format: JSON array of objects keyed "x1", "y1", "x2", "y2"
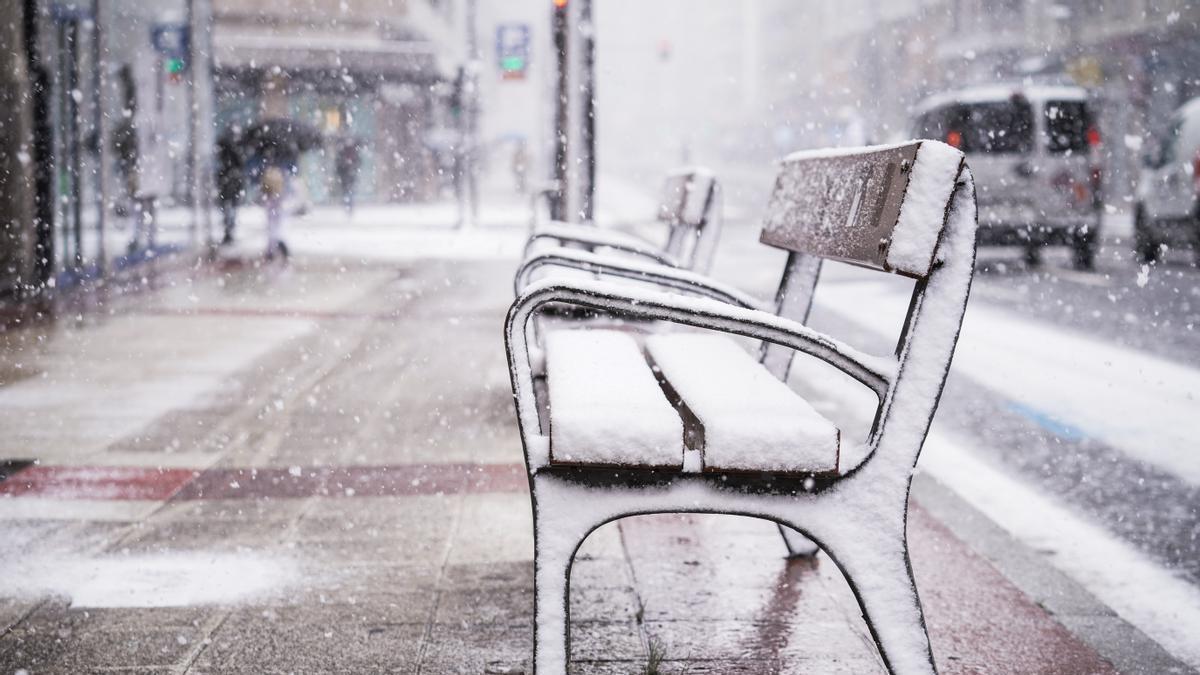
[{"x1": 912, "y1": 472, "x2": 1197, "y2": 675}]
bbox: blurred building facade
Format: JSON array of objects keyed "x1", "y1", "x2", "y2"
[
  {"x1": 1, "y1": 0, "x2": 211, "y2": 298},
  {"x1": 212, "y1": 0, "x2": 468, "y2": 204}
]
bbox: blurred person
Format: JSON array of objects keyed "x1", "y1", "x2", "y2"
[
  {"x1": 334, "y1": 137, "x2": 361, "y2": 216},
  {"x1": 111, "y1": 64, "x2": 143, "y2": 250},
  {"x1": 511, "y1": 139, "x2": 528, "y2": 194},
  {"x1": 216, "y1": 129, "x2": 245, "y2": 245},
  {"x1": 261, "y1": 165, "x2": 289, "y2": 261}
]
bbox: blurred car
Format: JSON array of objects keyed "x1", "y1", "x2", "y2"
[
  {"x1": 912, "y1": 85, "x2": 1103, "y2": 269},
  {"x1": 1135, "y1": 96, "x2": 1200, "y2": 264}
]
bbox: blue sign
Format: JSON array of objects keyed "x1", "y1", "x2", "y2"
[{"x1": 151, "y1": 23, "x2": 190, "y2": 60}]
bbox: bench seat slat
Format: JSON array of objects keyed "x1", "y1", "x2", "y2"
[
  {"x1": 645, "y1": 333, "x2": 839, "y2": 474},
  {"x1": 546, "y1": 330, "x2": 684, "y2": 468}
]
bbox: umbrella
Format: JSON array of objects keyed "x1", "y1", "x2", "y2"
[{"x1": 242, "y1": 118, "x2": 324, "y2": 169}]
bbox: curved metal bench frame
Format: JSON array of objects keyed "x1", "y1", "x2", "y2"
[
  {"x1": 505, "y1": 142, "x2": 978, "y2": 675},
  {"x1": 517, "y1": 168, "x2": 723, "y2": 287}
]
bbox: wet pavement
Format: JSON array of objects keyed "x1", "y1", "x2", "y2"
[{"x1": 0, "y1": 214, "x2": 1189, "y2": 673}]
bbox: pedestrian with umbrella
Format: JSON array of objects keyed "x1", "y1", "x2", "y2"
[{"x1": 241, "y1": 118, "x2": 322, "y2": 260}]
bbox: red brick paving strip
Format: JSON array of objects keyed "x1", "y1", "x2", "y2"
[
  {"x1": 0, "y1": 462, "x2": 528, "y2": 501},
  {"x1": 0, "y1": 465, "x2": 198, "y2": 500},
  {"x1": 909, "y1": 504, "x2": 1117, "y2": 674}
]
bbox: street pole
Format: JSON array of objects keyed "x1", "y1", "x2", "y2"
[
  {"x1": 23, "y1": 0, "x2": 54, "y2": 289},
  {"x1": 91, "y1": 0, "x2": 107, "y2": 277},
  {"x1": 186, "y1": 0, "x2": 214, "y2": 251},
  {"x1": 551, "y1": 0, "x2": 568, "y2": 221},
  {"x1": 562, "y1": 0, "x2": 595, "y2": 223},
  {"x1": 581, "y1": 0, "x2": 595, "y2": 223},
  {"x1": 464, "y1": 0, "x2": 480, "y2": 228},
  {"x1": 0, "y1": 0, "x2": 37, "y2": 299}
]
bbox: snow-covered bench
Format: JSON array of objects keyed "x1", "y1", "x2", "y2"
[
  {"x1": 516, "y1": 168, "x2": 721, "y2": 295},
  {"x1": 505, "y1": 140, "x2": 977, "y2": 675}
]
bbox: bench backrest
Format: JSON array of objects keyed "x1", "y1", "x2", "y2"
[
  {"x1": 658, "y1": 168, "x2": 720, "y2": 272},
  {"x1": 757, "y1": 140, "x2": 976, "y2": 468}
]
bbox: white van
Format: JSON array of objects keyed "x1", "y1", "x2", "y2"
[
  {"x1": 1135, "y1": 97, "x2": 1200, "y2": 264},
  {"x1": 912, "y1": 85, "x2": 1103, "y2": 269}
]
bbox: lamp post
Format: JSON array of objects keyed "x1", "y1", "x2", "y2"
[
  {"x1": 186, "y1": 0, "x2": 214, "y2": 250},
  {"x1": 551, "y1": 0, "x2": 595, "y2": 224}
]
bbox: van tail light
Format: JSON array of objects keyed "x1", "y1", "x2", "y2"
[
  {"x1": 1193, "y1": 151, "x2": 1200, "y2": 193},
  {"x1": 1073, "y1": 181, "x2": 1090, "y2": 204},
  {"x1": 946, "y1": 130, "x2": 963, "y2": 149},
  {"x1": 1054, "y1": 170, "x2": 1092, "y2": 207},
  {"x1": 1086, "y1": 126, "x2": 1101, "y2": 148}
]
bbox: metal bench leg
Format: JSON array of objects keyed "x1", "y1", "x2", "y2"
[
  {"x1": 777, "y1": 524, "x2": 820, "y2": 558},
  {"x1": 531, "y1": 482, "x2": 591, "y2": 674},
  {"x1": 816, "y1": 522, "x2": 937, "y2": 675}
]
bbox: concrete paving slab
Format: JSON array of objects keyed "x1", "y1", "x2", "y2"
[
  {"x1": 417, "y1": 619, "x2": 532, "y2": 674},
  {"x1": 0, "y1": 605, "x2": 216, "y2": 673},
  {"x1": 190, "y1": 606, "x2": 425, "y2": 674},
  {"x1": 441, "y1": 560, "x2": 533, "y2": 590},
  {"x1": 113, "y1": 517, "x2": 293, "y2": 554}
]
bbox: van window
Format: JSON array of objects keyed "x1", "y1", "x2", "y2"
[
  {"x1": 1044, "y1": 100, "x2": 1092, "y2": 154},
  {"x1": 957, "y1": 101, "x2": 1034, "y2": 154},
  {"x1": 915, "y1": 100, "x2": 1034, "y2": 154}
]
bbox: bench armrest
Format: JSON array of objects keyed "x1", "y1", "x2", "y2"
[
  {"x1": 504, "y1": 277, "x2": 897, "y2": 467},
  {"x1": 513, "y1": 247, "x2": 769, "y2": 311},
  {"x1": 525, "y1": 222, "x2": 678, "y2": 267}
]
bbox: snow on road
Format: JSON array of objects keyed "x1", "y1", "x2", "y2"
[{"x1": 818, "y1": 278, "x2": 1200, "y2": 485}]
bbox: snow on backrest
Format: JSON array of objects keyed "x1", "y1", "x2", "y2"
[{"x1": 759, "y1": 141, "x2": 964, "y2": 279}]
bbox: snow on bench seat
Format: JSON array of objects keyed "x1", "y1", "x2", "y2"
[
  {"x1": 645, "y1": 333, "x2": 839, "y2": 474},
  {"x1": 546, "y1": 330, "x2": 684, "y2": 468}
]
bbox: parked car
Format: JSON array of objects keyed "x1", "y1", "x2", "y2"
[
  {"x1": 1135, "y1": 96, "x2": 1200, "y2": 264},
  {"x1": 912, "y1": 85, "x2": 1104, "y2": 269}
]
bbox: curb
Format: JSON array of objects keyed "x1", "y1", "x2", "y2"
[{"x1": 912, "y1": 472, "x2": 1197, "y2": 675}]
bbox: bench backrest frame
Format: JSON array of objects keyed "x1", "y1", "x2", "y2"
[
  {"x1": 659, "y1": 168, "x2": 720, "y2": 272},
  {"x1": 757, "y1": 140, "x2": 976, "y2": 473}
]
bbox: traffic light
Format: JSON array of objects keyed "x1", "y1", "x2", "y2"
[
  {"x1": 165, "y1": 56, "x2": 186, "y2": 83},
  {"x1": 151, "y1": 24, "x2": 190, "y2": 83},
  {"x1": 501, "y1": 55, "x2": 526, "y2": 74}
]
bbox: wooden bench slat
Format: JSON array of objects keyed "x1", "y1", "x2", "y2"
[
  {"x1": 645, "y1": 333, "x2": 840, "y2": 474},
  {"x1": 546, "y1": 330, "x2": 684, "y2": 469}
]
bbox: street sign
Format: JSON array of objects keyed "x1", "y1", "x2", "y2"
[
  {"x1": 151, "y1": 24, "x2": 190, "y2": 61},
  {"x1": 151, "y1": 23, "x2": 190, "y2": 82},
  {"x1": 496, "y1": 24, "x2": 530, "y2": 81}
]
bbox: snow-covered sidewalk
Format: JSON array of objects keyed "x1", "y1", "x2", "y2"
[{"x1": 0, "y1": 214, "x2": 1185, "y2": 673}]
